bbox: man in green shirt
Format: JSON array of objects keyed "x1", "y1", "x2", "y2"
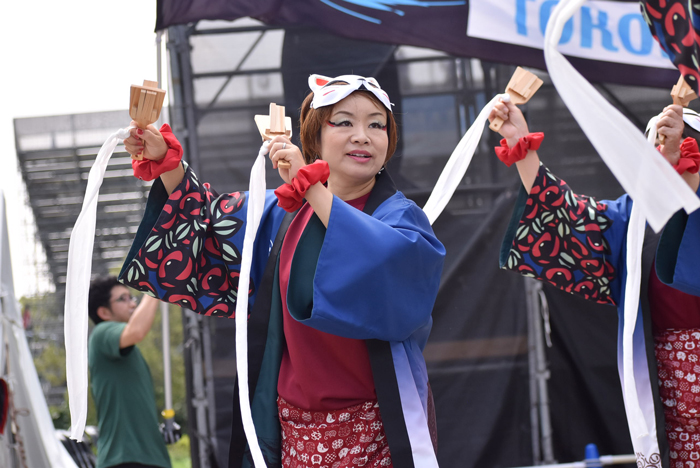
[{"x1": 88, "y1": 276, "x2": 171, "y2": 468}]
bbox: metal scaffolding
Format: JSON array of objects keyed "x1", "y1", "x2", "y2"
[{"x1": 14, "y1": 111, "x2": 151, "y2": 291}]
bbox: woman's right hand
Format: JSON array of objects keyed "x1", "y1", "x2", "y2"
[
  {"x1": 267, "y1": 135, "x2": 306, "y2": 184},
  {"x1": 488, "y1": 99, "x2": 531, "y2": 147},
  {"x1": 656, "y1": 104, "x2": 684, "y2": 166},
  {"x1": 124, "y1": 120, "x2": 168, "y2": 161},
  {"x1": 489, "y1": 98, "x2": 541, "y2": 194}
]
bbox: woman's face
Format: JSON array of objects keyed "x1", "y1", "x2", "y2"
[{"x1": 319, "y1": 93, "x2": 389, "y2": 189}]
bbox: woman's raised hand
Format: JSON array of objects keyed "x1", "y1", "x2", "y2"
[
  {"x1": 489, "y1": 98, "x2": 541, "y2": 194},
  {"x1": 488, "y1": 99, "x2": 531, "y2": 147},
  {"x1": 657, "y1": 104, "x2": 684, "y2": 165},
  {"x1": 268, "y1": 135, "x2": 306, "y2": 184},
  {"x1": 124, "y1": 121, "x2": 168, "y2": 161}
]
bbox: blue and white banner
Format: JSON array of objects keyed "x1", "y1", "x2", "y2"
[{"x1": 468, "y1": 1, "x2": 673, "y2": 69}]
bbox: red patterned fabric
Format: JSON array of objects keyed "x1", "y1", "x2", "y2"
[
  {"x1": 642, "y1": 1, "x2": 700, "y2": 94},
  {"x1": 655, "y1": 329, "x2": 700, "y2": 467},
  {"x1": 132, "y1": 124, "x2": 183, "y2": 181},
  {"x1": 274, "y1": 160, "x2": 331, "y2": 212},
  {"x1": 502, "y1": 164, "x2": 616, "y2": 305},
  {"x1": 278, "y1": 397, "x2": 392, "y2": 468},
  {"x1": 494, "y1": 132, "x2": 544, "y2": 167},
  {"x1": 675, "y1": 137, "x2": 700, "y2": 175}
]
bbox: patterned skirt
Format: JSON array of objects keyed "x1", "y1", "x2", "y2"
[
  {"x1": 655, "y1": 329, "x2": 700, "y2": 467},
  {"x1": 278, "y1": 397, "x2": 393, "y2": 468}
]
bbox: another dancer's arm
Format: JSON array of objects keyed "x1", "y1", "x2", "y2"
[
  {"x1": 120, "y1": 125, "x2": 286, "y2": 317},
  {"x1": 488, "y1": 99, "x2": 630, "y2": 306},
  {"x1": 489, "y1": 101, "x2": 699, "y2": 306}
]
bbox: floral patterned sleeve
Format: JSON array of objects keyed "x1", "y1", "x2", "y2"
[
  {"x1": 641, "y1": 1, "x2": 700, "y2": 94},
  {"x1": 118, "y1": 163, "x2": 285, "y2": 317},
  {"x1": 499, "y1": 163, "x2": 633, "y2": 306}
]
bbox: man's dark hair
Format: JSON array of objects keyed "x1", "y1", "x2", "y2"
[{"x1": 88, "y1": 276, "x2": 121, "y2": 325}]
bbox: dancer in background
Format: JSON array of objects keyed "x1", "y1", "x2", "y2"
[
  {"x1": 119, "y1": 75, "x2": 445, "y2": 467},
  {"x1": 488, "y1": 97, "x2": 700, "y2": 468}
]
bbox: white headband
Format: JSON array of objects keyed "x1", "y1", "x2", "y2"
[
  {"x1": 646, "y1": 107, "x2": 700, "y2": 134},
  {"x1": 308, "y1": 74, "x2": 393, "y2": 112}
]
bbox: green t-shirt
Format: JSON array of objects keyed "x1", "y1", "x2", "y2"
[{"x1": 88, "y1": 321, "x2": 171, "y2": 468}]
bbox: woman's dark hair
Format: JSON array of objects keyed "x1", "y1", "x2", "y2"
[
  {"x1": 88, "y1": 276, "x2": 120, "y2": 324},
  {"x1": 299, "y1": 89, "x2": 398, "y2": 165}
]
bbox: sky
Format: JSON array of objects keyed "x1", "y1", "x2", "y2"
[{"x1": 1, "y1": 1, "x2": 160, "y2": 297}]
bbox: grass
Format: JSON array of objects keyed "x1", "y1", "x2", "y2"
[{"x1": 168, "y1": 434, "x2": 192, "y2": 468}]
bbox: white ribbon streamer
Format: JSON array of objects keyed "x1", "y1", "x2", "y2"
[
  {"x1": 618, "y1": 121, "x2": 659, "y2": 445},
  {"x1": 423, "y1": 93, "x2": 509, "y2": 224},
  {"x1": 621, "y1": 203, "x2": 648, "y2": 438},
  {"x1": 65, "y1": 126, "x2": 133, "y2": 441},
  {"x1": 543, "y1": 0, "x2": 700, "y2": 232},
  {"x1": 234, "y1": 140, "x2": 270, "y2": 468}
]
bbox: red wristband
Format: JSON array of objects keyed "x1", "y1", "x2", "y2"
[
  {"x1": 274, "y1": 160, "x2": 330, "y2": 212},
  {"x1": 674, "y1": 137, "x2": 700, "y2": 175},
  {"x1": 132, "y1": 124, "x2": 184, "y2": 181},
  {"x1": 495, "y1": 132, "x2": 544, "y2": 167}
]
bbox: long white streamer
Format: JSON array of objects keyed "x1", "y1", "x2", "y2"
[
  {"x1": 617, "y1": 119, "x2": 662, "y2": 445},
  {"x1": 234, "y1": 140, "x2": 269, "y2": 468},
  {"x1": 543, "y1": 0, "x2": 700, "y2": 232},
  {"x1": 619, "y1": 119, "x2": 659, "y2": 442},
  {"x1": 621, "y1": 204, "x2": 648, "y2": 436},
  {"x1": 65, "y1": 127, "x2": 133, "y2": 441},
  {"x1": 423, "y1": 93, "x2": 509, "y2": 224},
  {"x1": 615, "y1": 118, "x2": 660, "y2": 447}
]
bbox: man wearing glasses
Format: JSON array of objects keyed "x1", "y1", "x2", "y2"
[{"x1": 88, "y1": 276, "x2": 171, "y2": 468}]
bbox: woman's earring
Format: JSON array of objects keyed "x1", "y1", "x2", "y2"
[{"x1": 377, "y1": 166, "x2": 385, "y2": 175}]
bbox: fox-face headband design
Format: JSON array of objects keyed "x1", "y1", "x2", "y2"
[{"x1": 308, "y1": 74, "x2": 393, "y2": 113}]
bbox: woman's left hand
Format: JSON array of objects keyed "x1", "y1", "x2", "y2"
[
  {"x1": 267, "y1": 135, "x2": 305, "y2": 184},
  {"x1": 657, "y1": 104, "x2": 684, "y2": 165}
]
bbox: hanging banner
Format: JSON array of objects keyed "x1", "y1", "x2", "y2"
[
  {"x1": 155, "y1": 0, "x2": 679, "y2": 88},
  {"x1": 468, "y1": 1, "x2": 673, "y2": 70}
]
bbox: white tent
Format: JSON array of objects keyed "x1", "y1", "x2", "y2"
[{"x1": 0, "y1": 190, "x2": 77, "y2": 468}]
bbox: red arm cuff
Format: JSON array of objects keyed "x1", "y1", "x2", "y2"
[
  {"x1": 494, "y1": 132, "x2": 544, "y2": 167},
  {"x1": 274, "y1": 160, "x2": 330, "y2": 212},
  {"x1": 674, "y1": 137, "x2": 700, "y2": 175}
]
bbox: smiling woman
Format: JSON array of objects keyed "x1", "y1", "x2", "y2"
[
  {"x1": 118, "y1": 74, "x2": 445, "y2": 468},
  {"x1": 304, "y1": 91, "x2": 392, "y2": 208}
]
